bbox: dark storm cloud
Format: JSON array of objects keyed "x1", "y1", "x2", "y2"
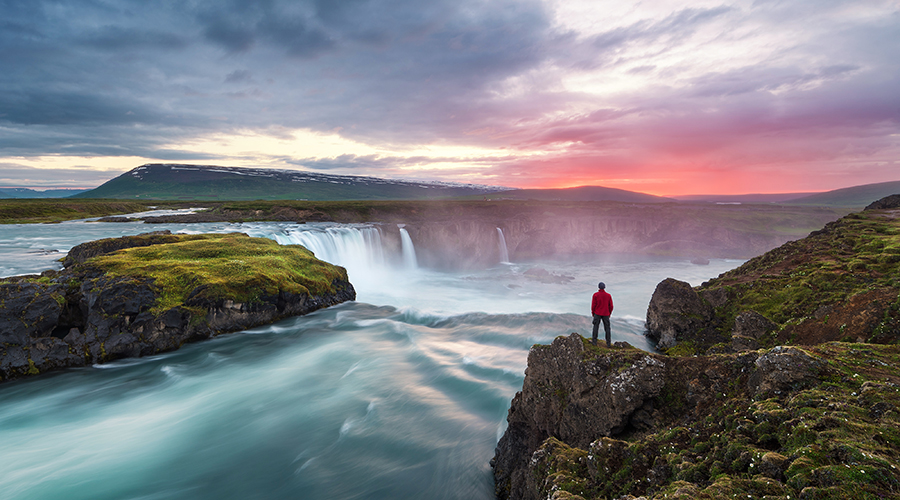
[
  {"x1": 78, "y1": 26, "x2": 189, "y2": 51},
  {"x1": 1, "y1": 0, "x2": 899, "y2": 192},
  {"x1": 0, "y1": 0, "x2": 554, "y2": 158}
]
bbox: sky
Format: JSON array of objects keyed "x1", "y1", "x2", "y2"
[{"x1": 1, "y1": 0, "x2": 898, "y2": 195}]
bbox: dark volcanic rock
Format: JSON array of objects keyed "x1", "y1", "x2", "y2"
[
  {"x1": 492, "y1": 334, "x2": 839, "y2": 500},
  {"x1": 0, "y1": 280, "x2": 65, "y2": 344},
  {"x1": 865, "y1": 194, "x2": 900, "y2": 210},
  {"x1": 61, "y1": 230, "x2": 176, "y2": 267},
  {"x1": 645, "y1": 278, "x2": 720, "y2": 349},
  {"x1": 493, "y1": 334, "x2": 669, "y2": 500}
]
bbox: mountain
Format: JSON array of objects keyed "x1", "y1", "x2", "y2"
[
  {"x1": 784, "y1": 179, "x2": 900, "y2": 207},
  {"x1": 484, "y1": 185, "x2": 672, "y2": 203},
  {"x1": 73, "y1": 164, "x2": 507, "y2": 201},
  {"x1": 0, "y1": 187, "x2": 89, "y2": 199}
]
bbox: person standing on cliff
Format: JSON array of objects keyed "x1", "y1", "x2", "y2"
[{"x1": 591, "y1": 282, "x2": 614, "y2": 347}]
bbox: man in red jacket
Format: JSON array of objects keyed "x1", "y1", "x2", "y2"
[{"x1": 591, "y1": 282, "x2": 614, "y2": 347}]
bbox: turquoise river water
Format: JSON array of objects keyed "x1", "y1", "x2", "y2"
[{"x1": 0, "y1": 216, "x2": 742, "y2": 499}]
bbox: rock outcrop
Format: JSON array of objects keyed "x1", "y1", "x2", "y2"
[
  {"x1": 1, "y1": 233, "x2": 355, "y2": 382},
  {"x1": 644, "y1": 202, "x2": 900, "y2": 354},
  {"x1": 492, "y1": 334, "x2": 900, "y2": 500}
]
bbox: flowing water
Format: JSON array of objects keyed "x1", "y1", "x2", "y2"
[{"x1": 0, "y1": 218, "x2": 743, "y2": 499}]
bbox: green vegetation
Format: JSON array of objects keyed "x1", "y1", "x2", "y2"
[
  {"x1": 701, "y1": 210, "x2": 900, "y2": 346},
  {"x1": 533, "y1": 342, "x2": 900, "y2": 499},
  {"x1": 0, "y1": 199, "x2": 151, "y2": 224},
  {"x1": 86, "y1": 233, "x2": 348, "y2": 313}
]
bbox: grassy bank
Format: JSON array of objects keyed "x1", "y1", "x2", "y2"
[
  {"x1": 86, "y1": 233, "x2": 348, "y2": 313},
  {"x1": 0, "y1": 199, "x2": 152, "y2": 224},
  {"x1": 699, "y1": 209, "x2": 900, "y2": 348}
]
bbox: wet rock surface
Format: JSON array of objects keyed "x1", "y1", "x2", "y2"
[{"x1": 1, "y1": 234, "x2": 355, "y2": 382}]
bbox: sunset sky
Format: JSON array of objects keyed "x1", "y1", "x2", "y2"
[{"x1": 1, "y1": 0, "x2": 898, "y2": 195}]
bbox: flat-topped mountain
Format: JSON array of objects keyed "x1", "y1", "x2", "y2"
[{"x1": 73, "y1": 164, "x2": 508, "y2": 201}]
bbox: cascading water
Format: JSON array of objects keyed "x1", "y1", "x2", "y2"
[
  {"x1": 398, "y1": 225, "x2": 418, "y2": 270},
  {"x1": 0, "y1": 218, "x2": 744, "y2": 500},
  {"x1": 496, "y1": 228, "x2": 510, "y2": 264}
]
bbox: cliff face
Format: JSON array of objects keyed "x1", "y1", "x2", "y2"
[
  {"x1": 645, "y1": 204, "x2": 900, "y2": 355},
  {"x1": 126, "y1": 200, "x2": 847, "y2": 270},
  {"x1": 380, "y1": 202, "x2": 847, "y2": 270},
  {"x1": 492, "y1": 334, "x2": 900, "y2": 500},
  {"x1": 494, "y1": 197, "x2": 900, "y2": 499},
  {"x1": 0, "y1": 232, "x2": 355, "y2": 382}
]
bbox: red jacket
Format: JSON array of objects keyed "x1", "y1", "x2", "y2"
[{"x1": 591, "y1": 289, "x2": 613, "y2": 316}]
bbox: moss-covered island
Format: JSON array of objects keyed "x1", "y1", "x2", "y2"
[
  {"x1": 493, "y1": 198, "x2": 900, "y2": 499},
  {"x1": 0, "y1": 232, "x2": 355, "y2": 382}
]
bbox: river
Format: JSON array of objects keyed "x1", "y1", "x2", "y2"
[{"x1": 0, "y1": 216, "x2": 742, "y2": 499}]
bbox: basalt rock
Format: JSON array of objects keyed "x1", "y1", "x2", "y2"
[
  {"x1": 645, "y1": 278, "x2": 722, "y2": 350},
  {"x1": 491, "y1": 334, "x2": 897, "y2": 500},
  {"x1": 1, "y1": 235, "x2": 355, "y2": 382}
]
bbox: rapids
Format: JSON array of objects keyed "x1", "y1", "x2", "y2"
[{"x1": 0, "y1": 217, "x2": 742, "y2": 499}]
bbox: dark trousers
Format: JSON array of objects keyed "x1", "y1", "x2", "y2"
[{"x1": 592, "y1": 315, "x2": 611, "y2": 346}]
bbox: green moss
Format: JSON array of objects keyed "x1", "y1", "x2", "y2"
[
  {"x1": 528, "y1": 342, "x2": 900, "y2": 499},
  {"x1": 698, "y1": 212, "x2": 900, "y2": 347},
  {"x1": 25, "y1": 359, "x2": 39, "y2": 375},
  {"x1": 666, "y1": 341, "x2": 698, "y2": 357},
  {"x1": 86, "y1": 233, "x2": 348, "y2": 313}
]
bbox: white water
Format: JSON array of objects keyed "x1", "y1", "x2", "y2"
[
  {"x1": 398, "y1": 226, "x2": 418, "y2": 270},
  {"x1": 496, "y1": 228, "x2": 510, "y2": 264},
  {"x1": 0, "y1": 219, "x2": 743, "y2": 499}
]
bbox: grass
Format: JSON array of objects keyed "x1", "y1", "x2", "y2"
[
  {"x1": 698, "y1": 210, "x2": 900, "y2": 346},
  {"x1": 86, "y1": 233, "x2": 348, "y2": 312},
  {"x1": 0, "y1": 199, "x2": 151, "y2": 224}
]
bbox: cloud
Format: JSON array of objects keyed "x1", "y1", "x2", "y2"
[
  {"x1": 0, "y1": 164, "x2": 124, "y2": 188},
  {"x1": 0, "y1": 0, "x2": 898, "y2": 193}
]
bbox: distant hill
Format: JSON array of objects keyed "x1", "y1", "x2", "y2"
[
  {"x1": 674, "y1": 192, "x2": 814, "y2": 204},
  {"x1": 484, "y1": 185, "x2": 672, "y2": 203},
  {"x1": 73, "y1": 164, "x2": 506, "y2": 201},
  {"x1": 0, "y1": 187, "x2": 88, "y2": 199},
  {"x1": 784, "y1": 180, "x2": 900, "y2": 207}
]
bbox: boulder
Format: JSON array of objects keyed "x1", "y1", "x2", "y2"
[{"x1": 645, "y1": 278, "x2": 715, "y2": 349}]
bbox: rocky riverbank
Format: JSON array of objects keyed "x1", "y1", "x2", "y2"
[
  {"x1": 0, "y1": 232, "x2": 355, "y2": 382},
  {"x1": 492, "y1": 196, "x2": 900, "y2": 499}
]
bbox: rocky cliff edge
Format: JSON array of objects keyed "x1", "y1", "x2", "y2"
[
  {"x1": 645, "y1": 202, "x2": 900, "y2": 355},
  {"x1": 492, "y1": 333, "x2": 900, "y2": 499}
]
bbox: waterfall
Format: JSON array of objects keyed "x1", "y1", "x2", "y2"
[
  {"x1": 496, "y1": 228, "x2": 510, "y2": 264},
  {"x1": 273, "y1": 225, "x2": 392, "y2": 290},
  {"x1": 398, "y1": 226, "x2": 418, "y2": 270},
  {"x1": 275, "y1": 226, "x2": 385, "y2": 269}
]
